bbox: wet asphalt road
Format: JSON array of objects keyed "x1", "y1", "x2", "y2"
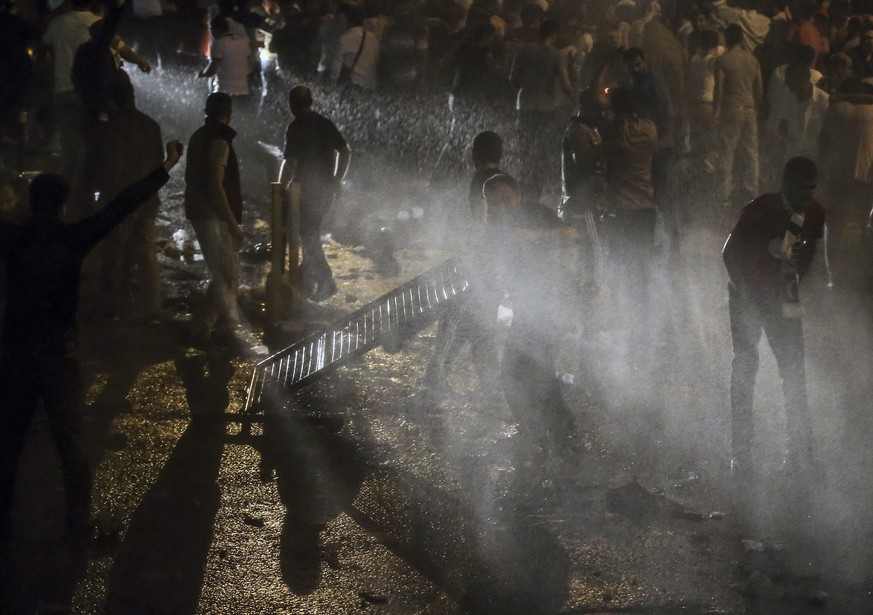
[{"x1": 2, "y1": 55, "x2": 873, "y2": 614}]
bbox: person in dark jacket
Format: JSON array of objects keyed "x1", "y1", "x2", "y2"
[
  {"x1": 722, "y1": 156, "x2": 825, "y2": 501},
  {"x1": 185, "y1": 92, "x2": 245, "y2": 342},
  {"x1": 0, "y1": 139, "x2": 183, "y2": 544},
  {"x1": 278, "y1": 85, "x2": 350, "y2": 301}
]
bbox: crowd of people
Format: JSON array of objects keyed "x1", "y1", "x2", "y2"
[{"x1": 1, "y1": 0, "x2": 873, "y2": 555}]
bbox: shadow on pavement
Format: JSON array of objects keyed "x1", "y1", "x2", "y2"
[
  {"x1": 263, "y1": 378, "x2": 571, "y2": 615},
  {"x1": 103, "y1": 351, "x2": 231, "y2": 614}
]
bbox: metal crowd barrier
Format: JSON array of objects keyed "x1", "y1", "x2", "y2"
[{"x1": 244, "y1": 258, "x2": 469, "y2": 411}]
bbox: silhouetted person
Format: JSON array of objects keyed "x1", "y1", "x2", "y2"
[
  {"x1": 0, "y1": 0, "x2": 42, "y2": 140},
  {"x1": 420, "y1": 131, "x2": 505, "y2": 399},
  {"x1": 561, "y1": 89, "x2": 609, "y2": 291},
  {"x1": 185, "y1": 92, "x2": 245, "y2": 343},
  {"x1": 510, "y1": 18, "x2": 575, "y2": 204},
  {"x1": 278, "y1": 85, "x2": 351, "y2": 301},
  {"x1": 0, "y1": 140, "x2": 183, "y2": 544},
  {"x1": 96, "y1": 79, "x2": 165, "y2": 321},
  {"x1": 484, "y1": 174, "x2": 580, "y2": 477},
  {"x1": 70, "y1": 0, "x2": 151, "y2": 217},
  {"x1": 601, "y1": 86, "x2": 658, "y2": 353},
  {"x1": 723, "y1": 156, "x2": 825, "y2": 500}
]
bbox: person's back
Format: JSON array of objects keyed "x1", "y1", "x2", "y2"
[
  {"x1": 687, "y1": 44, "x2": 717, "y2": 104},
  {"x1": 3, "y1": 212, "x2": 88, "y2": 356},
  {"x1": 562, "y1": 119, "x2": 604, "y2": 206},
  {"x1": 71, "y1": 2, "x2": 127, "y2": 127},
  {"x1": 330, "y1": 5, "x2": 379, "y2": 90},
  {"x1": 715, "y1": 42, "x2": 760, "y2": 111},
  {"x1": 0, "y1": 141, "x2": 181, "y2": 546},
  {"x1": 606, "y1": 114, "x2": 658, "y2": 210},
  {"x1": 184, "y1": 111, "x2": 242, "y2": 224},
  {"x1": 284, "y1": 110, "x2": 345, "y2": 186},
  {"x1": 102, "y1": 108, "x2": 163, "y2": 197},
  {"x1": 208, "y1": 16, "x2": 253, "y2": 97},
  {"x1": 44, "y1": 1, "x2": 101, "y2": 96},
  {"x1": 380, "y1": 17, "x2": 428, "y2": 86},
  {"x1": 96, "y1": 82, "x2": 164, "y2": 317},
  {"x1": 510, "y1": 40, "x2": 559, "y2": 111}
]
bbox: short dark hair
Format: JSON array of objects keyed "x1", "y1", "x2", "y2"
[
  {"x1": 623, "y1": 46, "x2": 645, "y2": 64},
  {"x1": 782, "y1": 156, "x2": 818, "y2": 182},
  {"x1": 785, "y1": 61, "x2": 811, "y2": 85},
  {"x1": 700, "y1": 29, "x2": 719, "y2": 51},
  {"x1": 288, "y1": 85, "x2": 313, "y2": 113},
  {"x1": 205, "y1": 92, "x2": 233, "y2": 119},
  {"x1": 539, "y1": 18, "x2": 559, "y2": 41},
  {"x1": 793, "y1": 43, "x2": 816, "y2": 66},
  {"x1": 210, "y1": 15, "x2": 229, "y2": 35},
  {"x1": 29, "y1": 173, "x2": 69, "y2": 218},
  {"x1": 472, "y1": 131, "x2": 502, "y2": 165},
  {"x1": 725, "y1": 23, "x2": 743, "y2": 47}
]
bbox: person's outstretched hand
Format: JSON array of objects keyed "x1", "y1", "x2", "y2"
[{"x1": 163, "y1": 140, "x2": 184, "y2": 172}]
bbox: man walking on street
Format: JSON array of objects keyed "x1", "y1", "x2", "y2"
[
  {"x1": 278, "y1": 85, "x2": 351, "y2": 301},
  {"x1": 185, "y1": 92, "x2": 245, "y2": 344},
  {"x1": 722, "y1": 156, "x2": 825, "y2": 504}
]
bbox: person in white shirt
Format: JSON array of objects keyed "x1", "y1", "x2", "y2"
[
  {"x1": 199, "y1": 16, "x2": 253, "y2": 105},
  {"x1": 767, "y1": 61, "x2": 828, "y2": 171},
  {"x1": 43, "y1": 0, "x2": 151, "y2": 190},
  {"x1": 329, "y1": 4, "x2": 380, "y2": 91},
  {"x1": 767, "y1": 44, "x2": 822, "y2": 127},
  {"x1": 686, "y1": 28, "x2": 720, "y2": 173}
]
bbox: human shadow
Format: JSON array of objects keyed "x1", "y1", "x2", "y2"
[
  {"x1": 102, "y1": 351, "x2": 233, "y2": 614},
  {"x1": 262, "y1": 376, "x2": 570, "y2": 614},
  {"x1": 257, "y1": 381, "x2": 367, "y2": 595},
  {"x1": 0, "y1": 321, "x2": 187, "y2": 615}
]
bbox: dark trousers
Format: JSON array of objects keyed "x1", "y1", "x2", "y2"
[
  {"x1": 424, "y1": 292, "x2": 499, "y2": 391},
  {"x1": 0, "y1": 353, "x2": 91, "y2": 541},
  {"x1": 603, "y1": 208, "x2": 657, "y2": 349},
  {"x1": 728, "y1": 285, "x2": 814, "y2": 470},
  {"x1": 299, "y1": 184, "x2": 334, "y2": 295},
  {"x1": 501, "y1": 321, "x2": 574, "y2": 456},
  {"x1": 516, "y1": 110, "x2": 558, "y2": 204}
]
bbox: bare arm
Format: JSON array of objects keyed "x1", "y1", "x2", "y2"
[
  {"x1": 208, "y1": 143, "x2": 243, "y2": 241},
  {"x1": 198, "y1": 58, "x2": 220, "y2": 78},
  {"x1": 277, "y1": 157, "x2": 298, "y2": 189},
  {"x1": 509, "y1": 51, "x2": 520, "y2": 91},
  {"x1": 334, "y1": 145, "x2": 351, "y2": 182},
  {"x1": 116, "y1": 39, "x2": 152, "y2": 72}
]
